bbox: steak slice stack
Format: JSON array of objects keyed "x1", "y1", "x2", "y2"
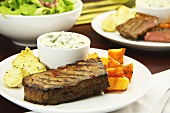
[
  {"x1": 22, "y1": 58, "x2": 109, "y2": 105},
  {"x1": 145, "y1": 27, "x2": 170, "y2": 42},
  {"x1": 116, "y1": 12, "x2": 158, "y2": 39}
]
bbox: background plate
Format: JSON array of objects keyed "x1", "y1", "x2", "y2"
[
  {"x1": 91, "y1": 10, "x2": 170, "y2": 51},
  {"x1": 0, "y1": 48, "x2": 152, "y2": 113}
]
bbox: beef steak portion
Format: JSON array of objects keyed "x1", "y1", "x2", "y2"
[
  {"x1": 145, "y1": 27, "x2": 170, "y2": 42},
  {"x1": 22, "y1": 58, "x2": 109, "y2": 105},
  {"x1": 116, "y1": 12, "x2": 158, "y2": 39}
]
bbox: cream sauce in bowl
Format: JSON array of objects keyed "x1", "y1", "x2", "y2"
[
  {"x1": 138, "y1": 0, "x2": 170, "y2": 8},
  {"x1": 37, "y1": 31, "x2": 91, "y2": 69},
  {"x1": 39, "y1": 31, "x2": 89, "y2": 49}
]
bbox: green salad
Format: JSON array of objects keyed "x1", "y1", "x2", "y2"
[{"x1": 0, "y1": 0, "x2": 75, "y2": 15}]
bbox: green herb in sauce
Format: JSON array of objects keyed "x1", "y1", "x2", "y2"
[{"x1": 40, "y1": 32, "x2": 89, "y2": 49}]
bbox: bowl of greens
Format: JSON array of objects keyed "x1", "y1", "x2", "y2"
[{"x1": 0, "y1": 0, "x2": 82, "y2": 47}]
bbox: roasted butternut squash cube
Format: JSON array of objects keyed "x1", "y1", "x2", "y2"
[
  {"x1": 122, "y1": 63, "x2": 133, "y2": 81},
  {"x1": 107, "y1": 77, "x2": 129, "y2": 91},
  {"x1": 88, "y1": 52, "x2": 99, "y2": 59},
  {"x1": 100, "y1": 57, "x2": 108, "y2": 69},
  {"x1": 108, "y1": 57, "x2": 122, "y2": 68},
  {"x1": 106, "y1": 67, "x2": 124, "y2": 77},
  {"x1": 108, "y1": 48, "x2": 126, "y2": 64}
]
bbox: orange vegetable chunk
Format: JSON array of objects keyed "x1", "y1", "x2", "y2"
[
  {"x1": 107, "y1": 77, "x2": 129, "y2": 91},
  {"x1": 108, "y1": 57, "x2": 121, "y2": 68},
  {"x1": 100, "y1": 57, "x2": 108, "y2": 69},
  {"x1": 88, "y1": 52, "x2": 99, "y2": 59},
  {"x1": 108, "y1": 48, "x2": 126, "y2": 64},
  {"x1": 122, "y1": 63, "x2": 133, "y2": 80},
  {"x1": 106, "y1": 67, "x2": 124, "y2": 77}
]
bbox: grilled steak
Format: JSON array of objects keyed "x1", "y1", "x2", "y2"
[
  {"x1": 116, "y1": 12, "x2": 158, "y2": 39},
  {"x1": 22, "y1": 58, "x2": 109, "y2": 105},
  {"x1": 135, "y1": 12, "x2": 158, "y2": 20},
  {"x1": 145, "y1": 27, "x2": 170, "y2": 42}
]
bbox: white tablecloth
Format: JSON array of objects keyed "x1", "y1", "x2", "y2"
[{"x1": 111, "y1": 69, "x2": 170, "y2": 113}]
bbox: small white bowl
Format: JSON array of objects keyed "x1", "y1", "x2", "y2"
[
  {"x1": 136, "y1": 0, "x2": 170, "y2": 23},
  {"x1": 0, "y1": 0, "x2": 83, "y2": 47},
  {"x1": 37, "y1": 32, "x2": 91, "y2": 69}
]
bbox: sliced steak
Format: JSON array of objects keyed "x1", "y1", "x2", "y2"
[
  {"x1": 145, "y1": 27, "x2": 170, "y2": 42},
  {"x1": 22, "y1": 58, "x2": 109, "y2": 105},
  {"x1": 116, "y1": 12, "x2": 158, "y2": 39},
  {"x1": 135, "y1": 12, "x2": 158, "y2": 20}
]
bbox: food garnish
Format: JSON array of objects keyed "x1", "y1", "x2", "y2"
[{"x1": 51, "y1": 69, "x2": 58, "y2": 77}]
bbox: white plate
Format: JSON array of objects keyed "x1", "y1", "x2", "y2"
[
  {"x1": 91, "y1": 10, "x2": 170, "y2": 51},
  {"x1": 0, "y1": 48, "x2": 152, "y2": 113}
]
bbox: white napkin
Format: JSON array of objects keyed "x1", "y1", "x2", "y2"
[
  {"x1": 110, "y1": 69, "x2": 170, "y2": 113},
  {"x1": 27, "y1": 69, "x2": 170, "y2": 113}
]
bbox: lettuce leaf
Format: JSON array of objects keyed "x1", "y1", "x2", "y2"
[{"x1": 0, "y1": 0, "x2": 75, "y2": 16}]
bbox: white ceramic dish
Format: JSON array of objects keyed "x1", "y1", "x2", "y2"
[
  {"x1": 37, "y1": 32, "x2": 91, "y2": 69},
  {"x1": 91, "y1": 10, "x2": 170, "y2": 51},
  {"x1": 0, "y1": 0, "x2": 82, "y2": 47},
  {"x1": 0, "y1": 48, "x2": 152, "y2": 113},
  {"x1": 136, "y1": 0, "x2": 170, "y2": 23}
]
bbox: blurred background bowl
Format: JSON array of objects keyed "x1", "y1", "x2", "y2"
[
  {"x1": 136, "y1": 0, "x2": 170, "y2": 24},
  {"x1": 0, "y1": 0, "x2": 83, "y2": 47}
]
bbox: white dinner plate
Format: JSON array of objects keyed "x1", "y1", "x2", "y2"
[
  {"x1": 91, "y1": 10, "x2": 170, "y2": 51},
  {"x1": 0, "y1": 48, "x2": 152, "y2": 113}
]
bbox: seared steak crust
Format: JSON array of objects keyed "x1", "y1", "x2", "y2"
[
  {"x1": 22, "y1": 58, "x2": 109, "y2": 105},
  {"x1": 116, "y1": 12, "x2": 158, "y2": 39}
]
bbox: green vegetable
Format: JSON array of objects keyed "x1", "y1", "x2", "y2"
[{"x1": 0, "y1": 0, "x2": 75, "y2": 16}]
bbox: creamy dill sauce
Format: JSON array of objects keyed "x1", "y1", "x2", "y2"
[
  {"x1": 40, "y1": 32, "x2": 89, "y2": 49},
  {"x1": 139, "y1": 0, "x2": 170, "y2": 8}
]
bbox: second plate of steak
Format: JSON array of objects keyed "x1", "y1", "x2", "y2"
[
  {"x1": 145, "y1": 27, "x2": 170, "y2": 42},
  {"x1": 22, "y1": 58, "x2": 109, "y2": 105},
  {"x1": 116, "y1": 12, "x2": 158, "y2": 39}
]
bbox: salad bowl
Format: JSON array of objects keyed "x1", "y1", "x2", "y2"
[{"x1": 0, "y1": 0, "x2": 83, "y2": 47}]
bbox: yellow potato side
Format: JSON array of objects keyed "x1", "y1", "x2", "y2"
[
  {"x1": 102, "y1": 5, "x2": 136, "y2": 32},
  {"x1": 20, "y1": 61, "x2": 47, "y2": 77},
  {"x1": 12, "y1": 47, "x2": 39, "y2": 68},
  {"x1": 4, "y1": 68, "x2": 23, "y2": 88},
  {"x1": 4, "y1": 47, "x2": 47, "y2": 88},
  {"x1": 102, "y1": 15, "x2": 117, "y2": 32}
]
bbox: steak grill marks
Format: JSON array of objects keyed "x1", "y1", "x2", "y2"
[
  {"x1": 116, "y1": 12, "x2": 158, "y2": 39},
  {"x1": 22, "y1": 58, "x2": 109, "y2": 105}
]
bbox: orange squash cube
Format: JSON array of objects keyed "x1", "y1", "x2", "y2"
[
  {"x1": 107, "y1": 77, "x2": 129, "y2": 91},
  {"x1": 108, "y1": 48, "x2": 126, "y2": 64}
]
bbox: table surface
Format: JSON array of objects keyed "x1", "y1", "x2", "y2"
[{"x1": 1, "y1": 4, "x2": 170, "y2": 113}]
